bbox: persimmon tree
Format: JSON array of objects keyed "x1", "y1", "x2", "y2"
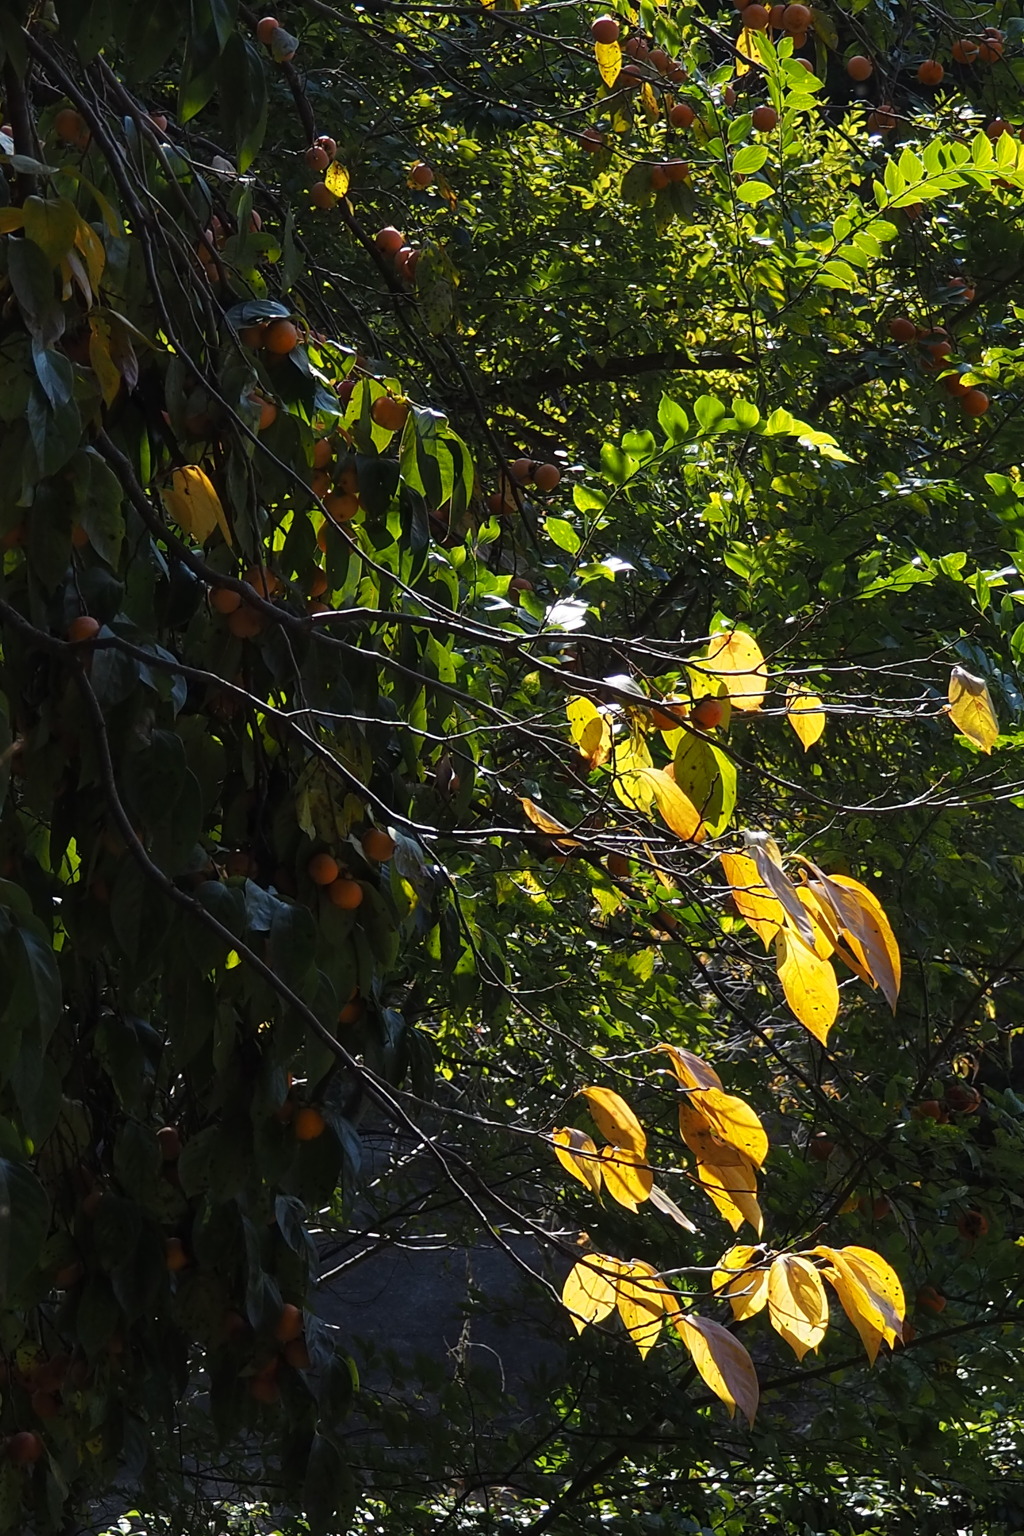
[{"x1": 1, "y1": 1, "x2": 1024, "y2": 1533}]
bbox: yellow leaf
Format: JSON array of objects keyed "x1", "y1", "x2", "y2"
[
  {"x1": 632, "y1": 766, "x2": 704, "y2": 842},
  {"x1": 611, "y1": 732, "x2": 654, "y2": 810},
  {"x1": 736, "y1": 27, "x2": 756, "y2": 71},
  {"x1": 703, "y1": 630, "x2": 767, "y2": 712},
  {"x1": 744, "y1": 834, "x2": 818, "y2": 948},
  {"x1": 691, "y1": 1087, "x2": 769, "y2": 1168},
  {"x1": 640, "y1": 81, "x2": 660, "y2": 119},
  {"x1": 658, "y1": 1044, "x2": 724, "y2": 1092},
  {"x1": 616, "y1": 1260, "x2": 666, "y2": 1357},
  {"x1": 670, "y1": 1312, "x2": 759, "y2": 1426},
  {"x1": 87, "y1": 316, "x2": 123, "y2": 409},
  {"x1": 786, "y1": 683, "x2": 825, "y2": 750},
  {"x1": 813, "y1": 1246, "x2": 888, "y2": 1364},
  {"x1": 719, "y1": 853, "x2": 784, "y2": 947},
  {"x1": 811, "y1": 873, "x2": 900, "y2": 1013},
  {"x1": 520, "y1": 797, "x2": 578, "y2": 846},
  {"x1": 562, "y1": 1255, "x2": 618, "y2": 1334},
  {"x1": 566, "y1": 696, "x2": 611, "y2": 768},
  {"x1": 74, "y1": 212, "x2": 106, "y2": 297},
  {"x1": 948, "y1": 665, "x2": 998, "y2": 752},
  {"x1": 552, "y1": 1127, "x2": 602, "y2": 1196},
  {"x1": 0, "y1": 208, "x2": 25, "y2": 232},
  {"x1": 775, "y1": 929, "x2": 840, "y2": 1044},
  {"x1": 324, "y1": 162, "x2": 351, "y2": 199},
  {"x1": 160, "y1": 465, "x2": 233, "y2": 548},
  {"x1": 767, "y1": 1254, "x2": 829, "y2": 1361},
  {"x1": 697, "y1": 1157, "x2": 762, "y2": 1236},
  {"x1": 594, "y1": 38, "x2": 622, "y2": 88},
  {"x1": 712, "y1": 1244, "x2": 769, "y2": 1321},
  {"x1": 795, "y1": 888, "x2": 835, "y2": 960},
  {"x1": 838, "y1": 1245, "x2": 905, "y2": 1343},
  {"x1": 581, "y1": 1085, "x2": 646, "y2": 1155},
  {"x1": 600, "y1": 1145, "x2": 654, "y2": 1210}
]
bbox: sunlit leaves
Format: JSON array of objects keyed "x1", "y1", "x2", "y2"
[
  {"x1": 566, "y1": 696, "x2": 611, "y2": 769},
  {"x1": 562, "y1": 1255, "x2": 618, "y2": 1334},
  {"x1": 580, "y1": 1086, "x2": 645, "y2": 1154},
  {"x1": 948, "y1": 665, "x2": 999, "y2": 753},
  {"x1": 594, "y1": 39, "x2": 622, "y2": 89},
  {"x1": 552, "y1": 1127, "x2": 602, "y2": 1195},
  {"x1": 160, "y1": 466, "x2": 233, "y2": 547},
  {"x1": 719, "y1": 853, "x2": 784, "y2": 947},
  {"x1": 809, "y1": 872, "x2": 901, "y2": 1013},
  {"x1": 786, "y1": 683, "x2": 825, "y2": 750},
  {"x1": 712, "y1": 1245, "x2": 769, "y2": 1321},
  {"x1": 324, "y1": 162, "x2": 351, "y2": 199},
  {"x1": 767, "y1": 1255, "x2": 829, "y2": 1360},
  {"x1": 632, "y1": 766, "x2": 704, "y2": 842},
  {"x1": 703, "y1": 630, "x2": 767, "y2": 712},
  {"x1": 600, "y1": 1146, "x2": 654, "y2": 1211},
  {"x1": 669, "y1": 1311, "x2": 759, "y2": 1426},
  {"x1": 775, "y1": 929, "x2": 840, "y2": 1044},
  {"x1": 615, "y1": 1260, "x2": 665, "y2": 1357},
  {"x1": 520, "y1": 798, "x2": 578, "y2": 846}
]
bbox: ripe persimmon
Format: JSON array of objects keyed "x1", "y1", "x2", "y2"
[
  {"x1": 54, "y1": 108, "x2": 90, "y2": 149},
  {"x1": 239, "y1": 322, "x2": 267, "y2": 349},
  {"x1": 264, "y1": 318, "x2": 300, "y2": 354},
  {"x1": 888, "y1": 316, "x2": 917, "y2": 343},
  {"x1": 305, "y1": 144, "x2": 329, "y2": 172},
  {"x1": 310, "y1": 567, "x2": 328, "y2": 598},
  {"x1": 324, "y1": 491, "x2": 359, "y2": 523},
  {"x1": 606, "y1": 853, "x2": 631, "y2": 878},
  {"x1": 362, "y1": 828, "x2": 396, "y2": 862},
  {"x1": 227, "y1": 607, "x2": 267, "y2": 640},
  {"x1": 294, "y1": 1106, "x2": 326, "y2": 1141},
  {"x1": 316, "y1": 134, "x2": 337, "y2": 158},
  {"x1": 752, "y1": 104, "x2": 778, "y2": 131},
  {"x1": 510, "y1": 457, "x2": 533, "y2": 484},
  {"x1": 977, "y1": 29, "x2": 1003, "y2": 62},
  {"x1": 410, "y1": 161, "x2": 434, "y2": 188},
  {"x1": 371, "y1": 395, "x2": 410, "y2": 433},
  {"x1": 580, "y1": 128, "x2": 605, "y2": 152},
  {"x1": 668, "y1": 101, "x2": 696, "y2": 129},
  {"x1": 961, "y1": 389, "x2": 989, "y2": 416},
  {"x1": 68, "y1": 616, "x2": 100, "y2": 643},
  {"x1": 338, "y1": 996, "x2": 364, "y2": 1025},
  {"x1": 691, "y1": 696, "x2": 726, "y2": 730},
  {"x1": 165, "y1": 1238, "x2": 189, "y2": 1272},
  {"x1": 665, "y1": 160, "x2": 689, "y2": 182},
  {"x1": 917, "y1": 59, "x2": 944, "y2": 85},
  {"x1": 327, "y1": 877, "x2": 363, "y2": 910},
  {"x1": 273, "y1": 1303, "x2": 304, "y2": 1343},
  {"x1": 986, "y1": 118, "x2": 1011, "y2": 139},
  {"x1": 310, "y1": 182, "x2": 338, "y2": 210},
  {"x1": 308, "y1": 852, "x2": 340, "y2": 886},
  {"x1": 743, "y1": 5, "x2": 770, "y2": 27},
  {"x1": 957, "y1": 1209, "x2": 988, "y2": 1240},
  {"x1": 7, "y1": 1432, "x2": 44, "y2": 1464},
  {"x1": 781, "y1": 2, "x2": 810, "y2": 28},
  {"x1": 250, "y1": 394, "x2": 277, "y2": 431},
  {"x1": 591, "y1": 15, "x2": 619, "y2": 44},
  {"x1": 846, "y1": 55, "x2": 873, "y2": 80},
  {"x1": 650, "y1": 165, "x2": 670, "y2": 191},
  {"x1": 916, "y1": 1284, "x2": 946, "y2": 1313},
  {"x1": 951, "y1": 38, "x2": 980, "y2": 63},
  {"x1": 284, "y1": 1337, "x2": 311, "y2": 1370},
  {"x1": 256, "y1": 16, "x2": 280, "y2": 45},
  {"x1": 945, "y1": 1081, "x2": 982, "y2": 1113},
  {"x1": 534, "y1": 463, "x2": 561, "y2": 493},
  {"x1": 157, "y1": 1126, "x2": 181, "y2": 1161},
  {"x1": 942, "y1": 372, "x2": 969, "y2": 398},
  {"x1": 375, "y1": 226, "x2": 405, "y2": 256}
]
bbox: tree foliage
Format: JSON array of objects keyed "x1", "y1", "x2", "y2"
[{"x1": 0, "y1": 0, "x2": 1024, "y2": 1532}]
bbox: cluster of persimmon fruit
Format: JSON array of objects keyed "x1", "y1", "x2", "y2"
[
  {"x1": 374, "y1": 223, "x2": 423, "y2": 285},
  {"x1": 487, "y1": 455, "x2": 562, "y2": 515},
  {"x1": 886, "y1": 315, "x2": 990, "y2": 417}
]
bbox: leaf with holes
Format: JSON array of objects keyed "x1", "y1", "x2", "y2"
[
  {"x1": 581, "y1": 1085, "x2": 646, "y2": 1155},
  {"x1": 552, "y1": 1127, "x2": 602, "y2": 1196},
  {"x1": 775, "y1": 929, "x2": 839, "y2": 1043},
  {"x1": 670, "y1": 1311, "x2": 759, "y2": 1425},
  {"x1": 562, "y1": 1255, "x2": 619, "y2": 1334},
  {"x1": 599, "y1": 1146, "x2": 653, "y2": 1211},
  {"x1": 768, "y1": 1254, "x2": 829, "y2": 1360},
  {"x1": 703, "y1": 630, "x2": 768, "y2": 712}
]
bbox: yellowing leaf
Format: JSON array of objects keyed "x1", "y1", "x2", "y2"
[
  {"x1": 813, "y1": 1246, "x2": 888, "y2": 1364},
  {"x1": 670, "y1": 1312, "x2": 759, "y2": 1426},
  {"x1": 566, "y1": 696, "x2": 611, "y2": 769},
  {"x1": 948, "y1": 665, "x2": 998, "y2": 752},
  {"x1": 581, "y1": 1085, "x2": 646, "y2": 1155},
  {"x1": 648, "y1": 1183, "x2": 697, "y2": 1232},
  {"x1": 160, "y1": 465, "x2": 233, "y2": 547},
  {"x1": 720, "y1": 853, "x2": 784, "y2": 947},
  {"x1": 704, "y1": 630, "x2": 767, "y2": 712},
  {"x1": 786, "y1": 683, "x2": 825, "y2": 750},
  {"x1": 775, "y1": 929, "x2": 840, "y2": 1044},
  {"x1": 600, "y1": 1145, "x2": 654, "y2": 1211},
  {"x1": 612, "y1": 732, "x2": 655, "y2": 810},
  {"x1": 552, "y1": 1127, "x2": 602, "y2": 1196},
  {"x1": 811, "y1": 873, "x2": 900, "y2": 1013},
  {"x1": 838, "y1": 1245, "x2": 905, "y2": 1344},
  {"x1": 594, "y1": 38, "x2": 622, "y2": 88},
  {"x1": 712, "y1": 1244, "x2": 769, "y2": 1321},
  {"x1": 795, "y1": 888, "x2": 835, "y2": 960},
  {"x1": 88, "y1": 317, "x2": 124, "y2": 409},
  {"x1": 562, "y1": 1256, "x2": 618, "y2": 1334},
  {"x1": 520, "y1": 797, "x2": 578, "y2": 846},
  {"x1": 616, "y1": 1260, "x2": 666, "y2": 1357},
  {"x1": 74, "y1": 212, "x2": 106, "y2": 297},
  {"x1": 658, "y1": 1045, "x2": 724, "y2": 1092},
  {"x1": 744, "y1": 835, "x2": 817, "y2": 949},
  {"x1": 324, "y1": 161, "x2": 351, "y2": 199},
  {"x1": 692, "y1": 1087, "x2": 769, "y2": 1168},
  {"x1": 767, "y1": 1254, "x2": 829, "y2": 1361},
  {"x1": 0, "y1": 208, "x2": 25, "y2": 233},
  {"x1": 736, "y1": 28, "x2": 756, "y2": 70},
  {"x1": 631, "y1": 766, "x2": 704, "y2": 842},
  {"x1": 696, "y1": 1155, "x2": 763, "y2": 1236}
]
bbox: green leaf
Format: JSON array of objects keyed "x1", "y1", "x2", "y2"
[
  {"x1": 545, "y1": 516, "x2": 581, "y2": 555},
  {"x1": 658, "y1": 394, "x2": 691, "y2": 445}
]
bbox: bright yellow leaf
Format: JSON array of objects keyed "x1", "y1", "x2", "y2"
[
  {"x1": 775, "y1": 929, "x2": 840, "y2": 1044},
  {"x1": 767, "y1": 1254, "x2": 829, "y2": 1360},
  {"x1": 562, "y1": 1255, "x2": 618, "y2": 1334},
  {"x1": 703, "y1": 630, "x2": 767, "y2": 712},
  {"x1": 795, "y1": 887, "x2": 835, "y2": 959},
  {"x1": 616, "y1": 1260, "x2": 666, "y2": 1357},
  {"x1": 581, "y1": 1085, "x2": 646, "y2": 1155},
  {"x1": 623, "y1": 766, "x2": 704, "y2": 842},
  {"x1": 839, "y1": 1245, "x2": 905, "y2": 1344},
  {"x1": 552, "y1": 1127, "x2": 602, "y2": 1196},
  {"x1": 594, "y1": 38, "x2": 622, "y2": 88},
  {"x1": 696, "y1": 1155, "x2": 763, "y2": 1236},
  {"x1": 786, "y1": 683, "x2": 825, "y2": 750},
  {"x1": 948, "y1": 665, "x2": 998, "y2": 752},
  {"x1": 520, "y1": 797, "x2": 578, "y2": 846},
  {"x1": 694, "y1": 1087, "x2": 769, "y2": 1168},
  {"x1": 670, "y1": 1311, "x2": 759, "y2": 1426},
  {"x1": 712, "y1": 1244, "x2": 769, "y2": 1321},
  {"x1": 813, "y1": 1246, "x2": 888, "y2": 1364},
  {"x1": 566, "y1": 696, "x2": 611, "y2": 769},
  {"x1": 600, "y1": 1145, "x2": 654, "y2": 1211},
  {"x1": 812, "y1": 873, "x2": 900, "y2": 1013},
  {"x1": 720, "y1": 853, "x2": 784, "y2": 947},
  {"x1": 160, "y1": 465, "x2": 233, "y2": 547},
  {"x1": 658, "y1": 1044, "x2": 724, "y2": 1092},
  {"x1": 324, "y1": 162, "x2": 351, "y2": 199}
]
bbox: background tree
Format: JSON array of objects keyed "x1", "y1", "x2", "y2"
[{"x1": 0, "y1": 0, "x2": 1023, "y2": 1533}]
